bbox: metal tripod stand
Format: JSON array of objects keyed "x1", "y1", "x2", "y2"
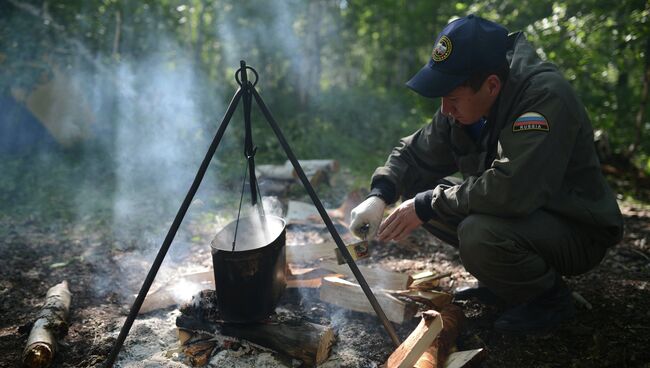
[{"x1": 104, "y1": 61, "x2": 400, "y2": 367}]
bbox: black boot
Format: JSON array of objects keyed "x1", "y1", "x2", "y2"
[{"x1": 494, "y1": 277, "x2": 575, "y2": 334}]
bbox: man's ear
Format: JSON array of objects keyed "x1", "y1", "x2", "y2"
[{"x1": 485, "y1": 74, "x2": 501, "y2": 96}]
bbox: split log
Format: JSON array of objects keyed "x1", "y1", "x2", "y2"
[
  {"x1": 319, "y1": 276, "x2": 416, "y2": 324},
  {"x1": 414, "y1": 304, "x2": 465, "y2": 368},
  {"x1": 287, "y1": 265, "x2": 343, "y2": 288},
  {"x1": 408, "y1": 271, "x2": 452, "y2": 290},
  {"x1": 176, "y1": 314, "x2": 334, "y2": 367},
  {"x1": 321, "y1": 261, "x2": 411, "y2": 290},
  {"x1": 139, "y1": 270, "x2": 214, "y2": 314},
  {"x1": 389, "y1": 290, "x2": 453, "y2": 310},
  {"x1": 22, "y1": 281, "x2": 71, "y2": 368},
  {"x1": 444, "y1": 349, "x2": 486, "y2": 368},
  {"x1": 385, "y1": 310, "x2": 443, "y2": 368},
  {"x1": 286, "y1": 241, "x2": 337, "y2": 264}
]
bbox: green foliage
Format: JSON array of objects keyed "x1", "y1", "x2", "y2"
[{"x1": 1, "y1": 0, "x2": 649, "y2": 190}]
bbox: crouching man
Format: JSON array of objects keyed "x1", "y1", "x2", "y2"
[{"x1": 350, "y1": 14, "x2": 623, "y2": 334}]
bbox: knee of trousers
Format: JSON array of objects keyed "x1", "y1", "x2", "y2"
[{"x1": 457, "y1": 214, "x2": 505, "y2": 274}]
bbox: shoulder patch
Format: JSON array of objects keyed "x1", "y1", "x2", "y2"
[{"x1": 512, "y1": 112, "x2": 549, "y2": 133}]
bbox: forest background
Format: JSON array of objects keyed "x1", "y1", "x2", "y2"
[{"x1": 1, "y1": 0, "x2": 649, "y2": 227}]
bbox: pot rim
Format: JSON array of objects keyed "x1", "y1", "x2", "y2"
[{"x1": 210, "y1": 214, "x2": 286, "y2": 254}]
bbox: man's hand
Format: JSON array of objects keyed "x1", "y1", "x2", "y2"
[
  {"x1": 377, "y1": 198, "x2": 422, "y2": 242},
  {"x1": 349, "y1": 196, "x2": 386, "y2": 239}
]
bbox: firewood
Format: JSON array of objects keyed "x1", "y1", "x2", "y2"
[
  {"x1": 414, "y1": 304, "x2": 465, "y2": 368},
  {"x1": 444, "y1": 348, "x2": 486, "y2": 368},
  {"x1": 389, "y1": 290, "x2": 453, "y2": 309},
  {"x1": 22, "y1": 281, "x2": 71, "y2": 368},
  {"x1": 176, "y1": 314, "x2": 334, "y2": 367},
  {"x1": 184, "y1": 340, "x2": 218, "y2": 366},
  {"x1": 385, "y1": 310, "x2": 443, "y2": 368},
  {"x1": 408, "y1": 271, "x2": 452, "y2": 290},
  {"x1": 319, "y1": 276, "x2": 416, "y2": 324},
  {"x1": 139, "y1": 270, "x2": 214, "y2": 314},
  {"x1": 257, "y1": 160, "x2": 338, "y2": 179},
  {"x1": 286, "y1": 242, "x2": 337, "y2": 264},
  {"x1": 321, "y1": 261, "x2": 411, "y2": 290},
  {"x1": 256, "y1": 163, "x2": 295, "y2": 180},
  {"x1": 287, "y1": 266, "x2": 343, "y2": 288}
]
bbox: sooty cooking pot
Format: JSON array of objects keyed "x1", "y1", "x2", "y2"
[{"x1": 210, "y1": 215, "x2": 286, "y2": 322}]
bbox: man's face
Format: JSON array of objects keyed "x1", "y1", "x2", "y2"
[{"x1": 440, "y1": 78, "x2": 498, "y2": 125}]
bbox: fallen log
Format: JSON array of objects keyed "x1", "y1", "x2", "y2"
[
  {"x1": 256, "y1": 159, "x2": 338, "y2": 188},
  {"x1": 385, "y1": 310, "x2": 443, "y2": 368},
  {"x1": 319, "y1": 276, "x2": 416, "y2": 324},
  {"x1": 22, "y1": 281, "x2": 71, "y2": 368},
  {"x1": 177, "y1": 314, "x2": 334, "y2": 367},
  {"x1": 414, "y1": 304, "x2": 465, "y2": 368}
]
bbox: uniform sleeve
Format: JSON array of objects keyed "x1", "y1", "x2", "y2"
[
  {"x1": 371, "y1": 110, "x2": 458, "y2": 204},
  {"x1": 430, "y1": 87, "x2": 580, "y2": 220}
]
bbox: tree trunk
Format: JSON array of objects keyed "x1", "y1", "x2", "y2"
[{"x1": 630, "y1": 36, "x2": 650, "y2": 156}]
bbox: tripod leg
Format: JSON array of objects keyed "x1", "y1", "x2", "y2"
[
  {"x1": 250, "y1": 88, "x2": 401, "y2": 348},
  {"x1": 104, "y1": 89, "x2": 243, "y2": 367}
]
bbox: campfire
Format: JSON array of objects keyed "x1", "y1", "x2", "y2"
[
  {"x1": 124, "y1": 193, "x2": 483, "y2": 367},
  {"x1": 90, "y1": 62, "x2": 488, "y2": 367}
]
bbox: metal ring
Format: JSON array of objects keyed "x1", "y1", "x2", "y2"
[{"x1": 235, "y1": 66, "x2": 259, "y2": 87}]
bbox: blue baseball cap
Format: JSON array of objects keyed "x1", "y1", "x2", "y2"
[{"x1": 406, "y1": 14, "x2": 508, "y2": 98}]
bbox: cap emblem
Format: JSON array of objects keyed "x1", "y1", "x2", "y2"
[{"x1": 432, "y1": 35, "x2": 452, "y2": 62}]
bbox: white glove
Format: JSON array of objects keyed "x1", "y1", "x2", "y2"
[{"x1": 349, "y1": 196, "x2": 386, "y2": 239}]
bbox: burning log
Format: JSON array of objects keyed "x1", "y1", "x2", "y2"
[
  {"x1": 319, "y1": 276, "x2": 416, "y2": 324},
  {"x1": 176, "y1": 290, "x2": 335, "y2": 367},
  {"x1": 22, "y1": 281, "x2": 71, "y2": 368}
]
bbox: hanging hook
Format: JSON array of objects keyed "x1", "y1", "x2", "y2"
[{"x1": 235, "y1": 64, "x2": 259, "y2": 87}]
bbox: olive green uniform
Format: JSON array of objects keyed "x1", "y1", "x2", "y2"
[{"x1": 370, "y1": 33, "x2": 623, "y2": 303}]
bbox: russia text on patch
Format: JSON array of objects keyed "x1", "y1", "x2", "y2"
[{"x1": 512, "y1": 112, "x2": 549, "y2": 133}]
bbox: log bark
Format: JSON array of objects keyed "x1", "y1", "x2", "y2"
[
  {"x1": 176, "y1": 314, "x2": 334, "y2": 367},
  {"x1": 22, "y1": 281, "x2": 71, "y2": 368}
]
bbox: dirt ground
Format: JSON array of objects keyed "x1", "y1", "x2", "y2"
[{"x1": 1, "y1": 167, "x2": 649, "y2": 368}]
